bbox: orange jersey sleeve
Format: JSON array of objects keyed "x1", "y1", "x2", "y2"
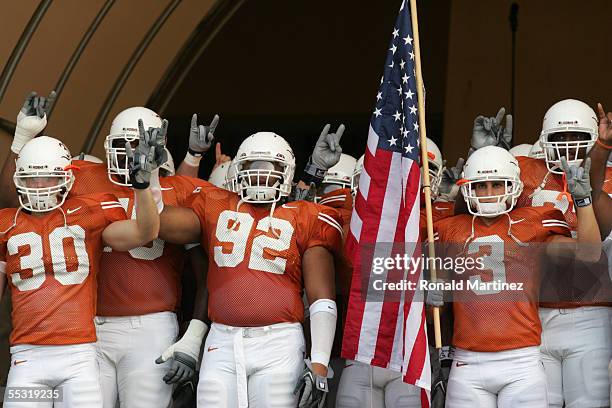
[
  {"x1": 189, "y1": 189, "x2": 343, "y2": 327},
  {"x1": 0, "y1": 194, "x2": 126, "y2": 346},
  {"x1": 435, "y1": 206, "x2": 568, "y2": 352},
  {"x1": 317, "y1": 188, "x2": 354, "y2": 230}
]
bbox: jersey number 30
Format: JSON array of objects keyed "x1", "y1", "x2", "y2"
[
  {"x1": 214, "y1": 210, "x2": 294, "y2": 274},
  {"x1": 7, "y1": 226, "x2": 90, "y2": 292}
]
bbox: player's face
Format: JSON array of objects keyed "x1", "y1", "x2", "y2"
[
  {"x1": 549, "y1": 131, "x2": 590, "y2": 159},
  {"x1": 23, "y1": 176, "x2": 61, "y2": 189},
  {"x1": 473, "y1": 181, "x2": 505, "y2": 202},
  {"x1": 111, "y1": 138, "x2": 138, "y2": 167},
  {"x1": 242, "y1": 160, "x2": 282, "y2": 186}
]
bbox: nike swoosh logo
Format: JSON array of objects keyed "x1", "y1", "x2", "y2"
[
  {"x1": 455, "y1": 361, "x2": 468, "y2": 367},
  {"x1": 66, "y1": 207, "x2": 82, "y2": 215},
  {"x1": 282, "y1": 204, "x2": 297, "y2": 209},
  {"x1": 207, "y1": 346, "x2": 219, "y2": 352},
  {"x1": 13, "y1": 360, "x2": 27, "y2": 366},
  {"x1": 193, "y1": 187, "x2": 202, "y2": 193}
]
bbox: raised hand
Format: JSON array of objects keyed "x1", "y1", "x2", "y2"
[
  {"x1": 312, "y1": 124, "x2": 345, "y2": 171},
  {"x1": 12, "y1": 90, "x2": 57, "y2": 154},
  {"x1": 189, "y1": 113, "x2": 219, "y2": 156},
  {"x1": 471, "y1": 107, "x2": 512, "y2": 152},
  {"x1": 596, "y1": 103, "x2": 612, "y2": 145},
  {"x1": 138, "y1": 118, "x2": 168, "y2": 168},
  {"x1": 438, "y1": 157, "x2": 464, "y2": 201},
  {"x1": 211, "y1": 142, "x2": 231, "y2": 172},
  {"x1": 560, "y1": 157, "x2": 592, "y2": 203},
  {"x1": 126, "y1": 119, "x2": 168, "y2": 188}
]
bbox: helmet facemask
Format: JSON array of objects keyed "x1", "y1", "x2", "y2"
[
  {"x1": 461, "y1": 178, "x2": 523, "y2": 218},
  {"x1": 104, "y1": 132, "x2": 139, "y2": 186},
  {"x1": 426, "y1": 152, "x2": 444, "y2": 199},
  {"x1": 14, "y1": 170, "x2": 74, "y2": 212},
  {"x1": 540, "y1": 132, "x2": 594, "y2": 174},
  {"x1": 235, "y1": 159, "x2": 292, "y2": 203}
]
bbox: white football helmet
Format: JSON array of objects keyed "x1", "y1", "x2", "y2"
[
  {"x1": 460, "y1": 146, "x2": 523, "y2": 217},
  {"x1": 208, "y1": 161, "x2": 231, "y2": 189},
  {"x1": 104, "y1": 107, "x2": 162, "y2": 186},
  {"x1": 233, "y1": 132, "x2": 295, "y2": 203},
  {"x1": 352, "y1": 154, "x2": 364, "y2": 196},
  {"x1": 539, "y1": 99, "x2": 598, "y2": 174},
  {"x1": 528, "y1": 139, "x2": 545, "y2": 159},
  {"x1": 160, "y1": 148, "x2": 175, "y2": 177},
  {"x1": 319, "y1": 153, "x2": 357, "y2": 197},
  {"x1": 14, "y1": 136, "x2": 75, "y2": 212},
  {"x1": 425, "y1": 138, "x2": 444, "y2": 198},
  {"x1": 509, "y1": 143, "x2": 532, "y2": 158}
]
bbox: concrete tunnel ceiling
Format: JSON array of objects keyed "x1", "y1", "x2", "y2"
[{"x1": 0, "y1": 0, "x2": 243, "y2": 161}]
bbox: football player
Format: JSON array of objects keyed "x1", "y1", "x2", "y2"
[
  {"x1": 437, "y1": 146, "x2": 601, "y2": 408},
  {"x1": 158, "y1": 131, "x2": 343, "y2": 407},
  {"x1": 586, "y1": 102, "x2": 612, "y2": 405},
  {"x1": 470, "y1": 100, "x2": 612, "y2": 407},
  {"x1": 0, "y1": 134, "x2": 160, "y2": 408},
  {"x1": 67, "y1": 106, "x2": 211, "y2": 408}
]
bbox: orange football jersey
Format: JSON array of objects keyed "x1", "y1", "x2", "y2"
[
  {"x1": 69, "y1": 160, "x2": 206, "y2": 316},
  {"x1": 516, "y1": 157, "x2": 611, "y2": 308},
  {"x1": 187, "y1": 183, "x2": 344, "y2": 327},
  {"x1": 516, "y1": 156, "x2": 576, "y2": 231},
  {"x1": 318, "y1": 188, "x2": 353, "y2": 235},
  {"x1": 0, "y1": 194, "x2": 126, "y2": 346},
  {"x1": 435, "y1": 206, "x2": 571, "y2": 352}
]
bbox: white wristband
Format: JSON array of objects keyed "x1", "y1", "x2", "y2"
[
  {"x1": 309, "y1": 299, "x2": 337, "y2": 367},
  {"x1": 183, "y1": 152, "x2": 202, "y2": 167}
]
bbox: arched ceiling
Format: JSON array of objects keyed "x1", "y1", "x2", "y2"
[{"x1": 0, "y1": 0, "x2": 239, "y2": 161}]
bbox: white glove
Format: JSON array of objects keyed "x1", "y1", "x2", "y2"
[
  {"x1": 438, "y1": 158, "x2": 464, "y2": 202},
  {"x1": 11, "y1": 91, "x2": 56, "y2": 154},
  {"x1": 470, "y1": 107, "x2": 512, "y2": 154},
  {"x1": 156, "y1": 319, "x2": 208, "y2": 384},
  {"x1": 294, "y1": 359, "x2": 334, "y2": 408},
  {"x1": 189, "y1": 113, "x2": 219, "y2": 155},
  {"x1": 311, "y1": 124, "x2": 345, "y2": 170}
]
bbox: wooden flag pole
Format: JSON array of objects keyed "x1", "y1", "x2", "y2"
[{"x1": 409, "y1": 0, "x2": 442, "y2": 349}]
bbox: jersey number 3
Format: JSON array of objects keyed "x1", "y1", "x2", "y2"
[{"x1": 214, "y1": 210, "x2": 294, "y2": 274}]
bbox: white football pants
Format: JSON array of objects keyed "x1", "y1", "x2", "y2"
[
  {"x1": 197, "y1": 322, "x2": 305, "y2": 408},
  {"x1": 539, "y1": 306, "x2": 612, "y2": 408},
  {"x1": 4, "y1": 343, "x2": 102, "y2": 408},
  {"x1": 95, "y1": 312, "x2": 178, "y2": 408},
  {"x1": 446, "y1": 346, "x2": 548, "y2": 408},
  {"x1": 335, "y1": 360, "x2": 421, "y2": 408}
]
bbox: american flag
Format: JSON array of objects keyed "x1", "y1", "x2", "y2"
[{"x1": 341, "y1": 0, "x2": 430, "y2": 404}]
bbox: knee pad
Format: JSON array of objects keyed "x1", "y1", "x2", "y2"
[{"x1": 197, "y1": 378, "x2": 231, "y2": 407}]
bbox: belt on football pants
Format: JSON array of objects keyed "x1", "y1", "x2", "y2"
[{"x1": 213, "y1": 322, "x2": 299, "y2": 408}]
